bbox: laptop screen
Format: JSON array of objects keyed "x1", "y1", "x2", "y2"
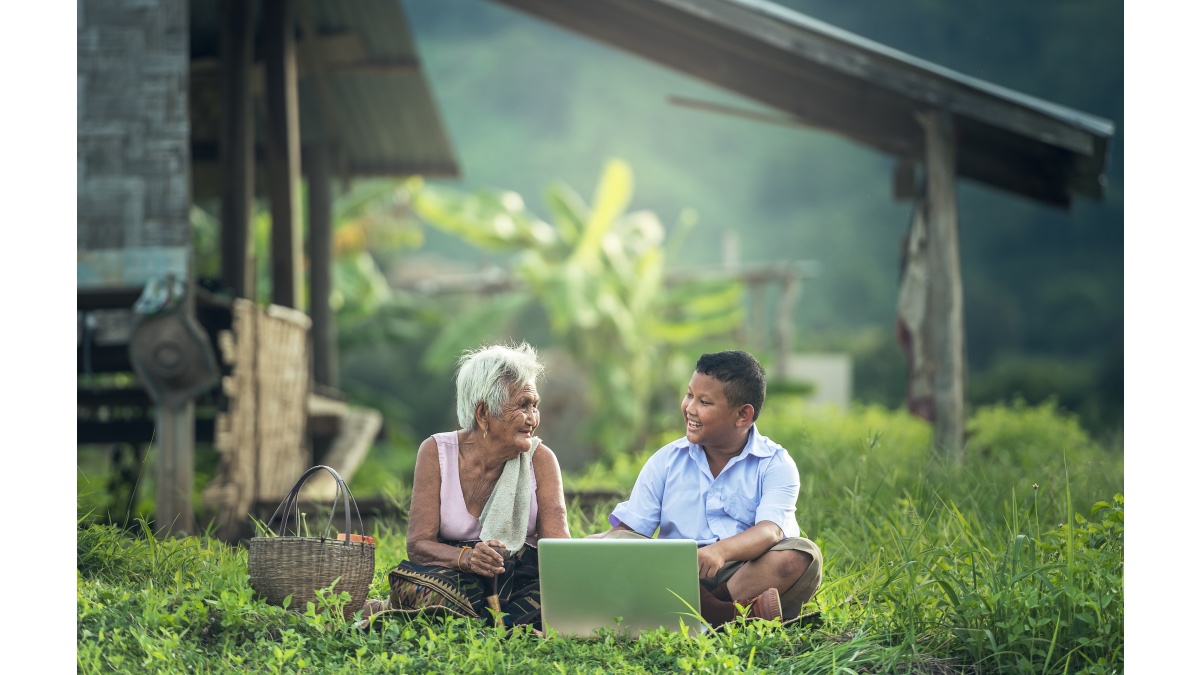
[{"x1": 537, "y1": 538, "x2": 703, "y2": 638}]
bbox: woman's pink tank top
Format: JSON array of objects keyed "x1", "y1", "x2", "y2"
[{"x1": 434, "y1": 431, "x2": 539, "y2": 548}]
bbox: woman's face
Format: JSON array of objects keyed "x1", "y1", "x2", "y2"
[{"x1": 488, "y1": 380, "x2": 541, "y2": 451}]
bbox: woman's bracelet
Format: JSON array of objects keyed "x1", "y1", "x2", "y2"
[{"x1": 457, "y1": 545, "x2": 471, "y2": 571}]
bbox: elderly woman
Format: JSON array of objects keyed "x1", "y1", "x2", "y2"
[{"x1": 364, "y1": 342, "x2": 570, "y2": 628}]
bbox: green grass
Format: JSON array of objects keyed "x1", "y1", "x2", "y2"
[{"x1": 77, "y1": 399, "x2": 1122, "y2": 673}]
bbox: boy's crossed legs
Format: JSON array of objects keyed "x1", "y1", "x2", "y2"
[{"x1": 605, "y1": 529, "x2": 822, "y2": 626}]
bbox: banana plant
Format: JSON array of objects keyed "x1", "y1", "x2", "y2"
[
  {"x1": 407, "y1": 159, "x2": 745, "y2": 459},
  {"x1": 328, "y1": 180, "x2": 425, "y2": 325}
]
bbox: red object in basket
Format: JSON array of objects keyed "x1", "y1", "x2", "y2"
[{"x1": 336, "y1": 533, "x2": 376, "y2": 545}]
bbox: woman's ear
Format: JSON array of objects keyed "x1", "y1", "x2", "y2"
[{"x1": 474, "y1": 401, "x2": 489, "y2": 431}]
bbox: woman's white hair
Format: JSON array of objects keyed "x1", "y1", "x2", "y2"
[{"x1": 455, "y1": 342, "x2": 545, "y2": 430}]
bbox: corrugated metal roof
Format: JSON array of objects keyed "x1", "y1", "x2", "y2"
[
  {"x1": 491, "y1": 0, "x2": 1113, "y2": 209},
  {"x1": 189, "y1": 0, "x2": 458, "y2": 198},
  {"x1": 724, "y1": 0, "x2": 1114, "y2": 138}
]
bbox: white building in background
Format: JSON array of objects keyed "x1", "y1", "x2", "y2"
[{"x1": 785, "y1": 353, "x2": 853, "y2": 412}]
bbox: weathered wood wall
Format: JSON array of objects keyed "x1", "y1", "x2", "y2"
[
  {"x1": 78, "y1": 0, "x2": 190, "y2": 252},
  {"x1": 78, "y1": 0, "x2": 199, "y2": 536},
  {"x1": 204, "y1": 299, "x2": 313, "y2": 540}
]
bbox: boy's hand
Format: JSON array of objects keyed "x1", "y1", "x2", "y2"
[{"x1": 697, "y1": 544, "x2": 727, "y2": 579}]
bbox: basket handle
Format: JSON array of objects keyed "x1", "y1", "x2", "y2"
[
  {"x1": 271, "y1": 465, "x2": 359, "y2": 542},
  {"x1": 265, "y1": 465, "x2": 365, "y2": 544}
]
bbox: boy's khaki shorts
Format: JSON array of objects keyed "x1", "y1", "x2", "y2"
[
  {"x1": 700, "y1": 537, "x2": 823, "y2": 619},
  {"x1": 604, "y1": 529, "x2": 823, "y2": 619}
]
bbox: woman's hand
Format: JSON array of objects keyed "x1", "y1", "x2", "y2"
[{"x1": 463, "y1": 539, "x2": 508, "y2": 577}]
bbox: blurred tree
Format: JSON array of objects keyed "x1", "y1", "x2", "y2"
[
  {"x1": 403, "y1": 0, "x2": 1122, "y2": 440},
  {"x1": 322, "y1": 180, "x2": 457, "y2": 445}
]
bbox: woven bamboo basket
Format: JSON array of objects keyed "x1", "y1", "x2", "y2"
[{"x1": 248, "y1": 465, "x2": 375, "y2": 621}]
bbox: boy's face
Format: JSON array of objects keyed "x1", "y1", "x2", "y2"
[{"x1": 681, "y1": 371, "x2": 749, "y2": 449}]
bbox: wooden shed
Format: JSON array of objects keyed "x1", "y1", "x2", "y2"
[
  {"x1": 77, "y1": 0, "x2": 459, "y2": 537},
  {"x1": 489, "y1": 0, "x2": 1115, "y2": 454}
]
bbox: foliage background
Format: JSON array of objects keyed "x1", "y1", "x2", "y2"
[
  {"x1": 395, "y1": 0, "x2": 1122, "y2": 436},
  {"x1": 158, "y1": 0, "x2": 1127, "y2": 513}
]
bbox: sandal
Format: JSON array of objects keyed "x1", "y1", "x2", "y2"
[
  {"x1": 739, "y1": 587, "x2": 781, "y2": 621},
  {"x1": 362, "y1": 598, "x2": 389, "y2": 618}
]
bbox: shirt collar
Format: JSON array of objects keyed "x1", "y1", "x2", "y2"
[{"x1": 743, "y1": 424, "x2": 775, "y2": 457}]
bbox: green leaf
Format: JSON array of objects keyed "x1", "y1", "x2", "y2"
[
  {"x1": 629, "y1": 247, "x2": 664, "y2": 316},
  {"x1": 335, "y1": 178, "x2": 404, "y2": 221},
  {"x1": 651, "y1": 310, "x2": 743, "y2": 345},
  {"x1": 422, "y1": 293, "x2": 533, "y2": 371},
  {"x1": 571, "y1": 159, "x2": 632, "y2": 270},
  {"x1": 675, "y1": 282, "x2": 744, "y2": 317},
  {"x1": 543, "y1": 182, "x2": 589, "y2": 246},
  {"x1": 411, "y1": 186, "x2": 517, "y2": 251}
]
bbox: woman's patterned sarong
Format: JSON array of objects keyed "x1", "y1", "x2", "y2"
[{"x1": 387, "y1": 539, "x2": 542, "y2": 627}]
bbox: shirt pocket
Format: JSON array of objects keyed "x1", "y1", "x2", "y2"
[{"x1": 722, "y1": 493, "x2": 757, "y2": 529}]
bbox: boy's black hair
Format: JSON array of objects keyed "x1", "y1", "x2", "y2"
[{"x1": 695, "y1": 350, "x2": 766, "y2": 421}]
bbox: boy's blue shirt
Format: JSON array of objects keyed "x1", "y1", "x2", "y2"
[{"x1": 609, "y1": 424, "x2": 802, "y2": 545}]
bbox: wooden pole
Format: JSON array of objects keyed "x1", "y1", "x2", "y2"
[
  {"x1": 219, "y1": 0, "x2": 255, "y2": 299},
  {"x1": 264, "y1": 0, "x2": 302, "y2": 309},
  {"x1": 723, "y1": 230, "x2": 747, "y2": 346},
  {"x1": 306, "y1": 144, "x2": 338, "y2": 389},
  {"x1": 751, "y1": 284, "x2": 766, "y2": 353},
  {"x1": 918, "y1": 110, "x2": 965, "y2": 457},
  {"x1": 154, "y1": 401, "x2": 196, "y2": 537},
  {"x1": 775, "y1": 272, "x2": 798, "y2": 382}
]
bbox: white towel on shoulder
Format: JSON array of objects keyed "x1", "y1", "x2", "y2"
[{"x1": 478, "y1": 436, "x2": 539, "y2": 557}]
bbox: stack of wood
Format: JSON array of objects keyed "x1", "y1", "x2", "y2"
[{"x1": 202, "y1": 299, "x2": 381, "y2": 541}]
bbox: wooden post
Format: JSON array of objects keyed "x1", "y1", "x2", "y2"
[
  {"x1": 219, "y1": 0, "x2": 256, "y2": 299},
  {"x1": 306, "y1": 144, "x2": 338, "y2": 389},
  {"x1": 264, "y1": 0, "x2": 302, "y2": 309},
  {"x1": 918, "y1": 110, "x2": 965, "y2": 457},
  {"x1": 154, "y1": 401, "x2": 196, "y2": 537},
  {"x1": 774, "y1": 272, "x2": 799, "y2": 382},
  {"x1": 751, "y1": 284, "x2": 766, "y2": 353},
  {"x1": 723, "y1": 230, "x2": 747, "y2": 346}
]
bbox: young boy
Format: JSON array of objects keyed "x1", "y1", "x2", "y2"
[{"x1": 588, "y1": 350, "x2": 822, "y2": 626}]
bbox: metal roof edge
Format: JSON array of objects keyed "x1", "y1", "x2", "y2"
[{"x1": 665, "y1": 0, "x2": 1114, "y2": 138}]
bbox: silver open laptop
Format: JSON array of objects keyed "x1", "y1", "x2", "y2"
[{"x1": 537, "y1": 538, "x2": 703, "y2": 638}]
